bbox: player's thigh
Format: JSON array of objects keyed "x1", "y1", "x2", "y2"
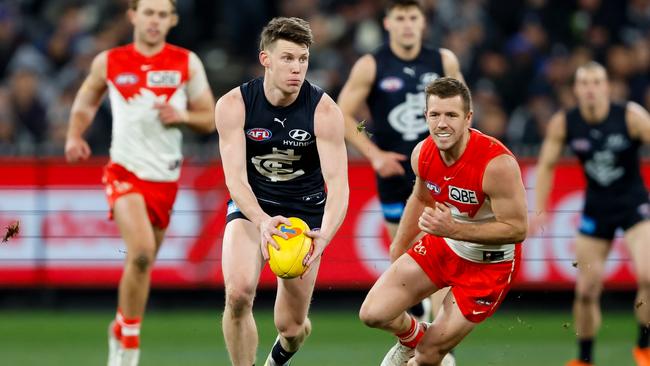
[
  {"x1": 417, "y1": 290, "x2": 475, "y2": 354},
  {"x1": 222, "y1": 219, "x2": 264, "y2": 295},
  {"x1": 363, "y1": 254, "x2": 438, "y2": 321},
  {"x1": 274, "y1": 258, "x2": 321, "y2": 324},
  {"x1": 113, "y1": 193, "x2": 156, "y2": 253},
  {"x1": 623, "y1": 220, "x2": 650, "y2": 280},
  {"x1": 574, "y1": 234, "x2": 611, "y2": 291}
]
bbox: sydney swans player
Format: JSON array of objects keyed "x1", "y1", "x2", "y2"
[
  {"x1": 360, "y1": 78, "x2": 527, "y2": 366},
  {"x1": 216, "y1": 17, "x2": 349, "y2": 366},
  {"x1": 64, "y1": 0, "x2": 215, "y2": 365}
]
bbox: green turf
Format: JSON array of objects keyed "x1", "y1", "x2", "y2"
[{"x1": 0, "y1": 308, "x2": 639, "y2": 365}]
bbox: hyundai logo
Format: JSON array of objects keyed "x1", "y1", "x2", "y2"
[{"x1": 289, "y1": 129, "x2": 311, "y2": 142}]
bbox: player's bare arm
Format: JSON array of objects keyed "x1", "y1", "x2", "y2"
[
  {"x1": 65, "y1": 51, "x2": 108, "y2": 163},
  {"x1": 440, "y1": 48, "x2": 465, "y2": 83},
  {"x1": 215, "y1": 88, "x2": 289, "y2": 259},
  {"x1": 156, "y1": 52, "x2": 215, "y2": 133},
  {"x1": 419, "y1": 154, "x2": 528, "y2": 244},
  {"x1": 389, "y1": 141, "x2": 434, "y2": 261},
  {"x1": 338, "y1": 54, "x2": 407, "y2": 177},
  {"x1": 305, "y1": 93, "x2": 350, "y2": 267},
  {"x1": 626, "y1": 101, "x2": 650, "y2": 145},
  {"x1": 533, "y1": 112, "x2": 566, "y2": 224}
]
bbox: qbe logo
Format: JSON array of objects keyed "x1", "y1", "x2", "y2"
[
  {"x1": 246, "y1": 128, "x2": 272, "y2": 141},
  {"x1": 448, "y1": 185, "x2": 479, "y2": 205},
  {"x1": 147, "y1": 70, "x2": 181, "y2": 87}
]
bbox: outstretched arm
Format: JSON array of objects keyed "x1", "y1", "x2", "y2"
[
  {"x1": 337, "y1": 54, "x2": 408, "y2": 177},
  {"x1": 65, "y1": 51, "x2": 108, "y2": 162},
  {"x1": 305, "y1": 93, "x2": 350, "y2": 267}
]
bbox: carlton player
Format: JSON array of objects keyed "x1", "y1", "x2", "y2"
[
  {"x1": 535, "y1": 62, "x2": 650, "y2": 366},
  {"x1": 216, "y1": 17, "x2": 349, "y2": 366},
  {"x1": 64, "y1": 1, "x2": 214, "y2": 365},
  {"x1": 359, "y1": 77, "x2": 527, "y2": 366}
]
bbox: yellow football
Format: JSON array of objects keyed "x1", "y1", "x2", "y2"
[{"x1": 268, "y1": 217, "x2": 312, "y2": 279}]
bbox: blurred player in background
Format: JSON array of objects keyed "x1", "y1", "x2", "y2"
[
  {"x1": 534, "y1": 61, "x2": 650, "y2": 366},
  {"x1": 337, "y1": 1, "x2": 464, "y2": 351},
  {"x1": 215, "y1": 17, "x2": 349, "y2": 366},
  {"x1": 360, "y1": 77, "x2": 527, "y2": 366},
  {"x1": 64, "y1": 0, "x2": 215, "y2": 365}
]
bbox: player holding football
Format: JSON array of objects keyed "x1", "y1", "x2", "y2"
[
  {"x1": 534, "y1": 62, "x2": 650, "y2": 366},
  {"x1": 64, "y1": 1, "x2": 215, "y2": 365},
  {"x1": 215, "y1": 17, "x2": 349, "y2": 366},
  {"x1": 360, "y1": 77, "x2": 527, "y2": 365}
]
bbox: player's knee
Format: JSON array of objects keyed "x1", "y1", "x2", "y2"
[
  {"x1": 358, "y1": 303, "x2": 388, "y2": 329},
  {"x1": 276, "y1": 318, "x2": 307, "y2": 340},
  {"x1": 225, "y1": 286, "x2": 255, "y2": 317},
  {"x1": 575, "y1": 289, "x2": 599, "y2": 304},
  {"x1": 132, "y1": 253, "x2": 154, "y2": 273}
]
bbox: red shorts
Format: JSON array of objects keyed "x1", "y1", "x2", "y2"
[
  {"x1": 102, "y1": 162, "x2": 178, "y2": 229},
  {"x1": 408, "y1": 235, "x2": 521, "y2": 323}
]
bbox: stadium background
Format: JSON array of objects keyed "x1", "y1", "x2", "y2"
[{"x1": 0, "y1": 0, "x2": 649, "y2": 365}]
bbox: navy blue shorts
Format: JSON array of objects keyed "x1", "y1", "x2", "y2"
[
  {"x1": 226, "y1": 192, "x2": 325, "y2": 230},
  {"x1": 376, "y1": 173, "x2": 415, "y2": 223},
  {"x1": 579, "y1": 195, "x2": 650, "y2": 240}
]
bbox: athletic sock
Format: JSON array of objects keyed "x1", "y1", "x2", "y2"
[
  {"x1": 271, "y1": 338, "x2": 296, "y2": 365},
  {"x1": 112, "y1": 310, "x2": 123, "y2": 340},
  {"x1": 578, "y1": 338, "x2": 594, "y2": 363},
  {"x1": 117, "y1": 311, "x2": 141, "y2": 349},
  {"x1": 396, "y1": 316, "x2": 426, "y2": 349},
  {"x1": 638, "y1": 324, "x2": 650, "y2": 348}
]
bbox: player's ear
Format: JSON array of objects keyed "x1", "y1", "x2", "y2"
[
  {"x1": 259, "y1": 50, "x2": 270, "y2": 68},
  {"x1": 465, "y1": 110, "x2": 473, "y2": 127},
  {"x1": 170, "y1": 13, "x2": 179, "y2": 27}
]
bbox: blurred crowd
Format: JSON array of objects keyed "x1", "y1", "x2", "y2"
[{"x1": 2, "y1": 0, "x2": 650, "y2": 157}]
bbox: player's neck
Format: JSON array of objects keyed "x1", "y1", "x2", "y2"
[
  {"x1": 579, "y1": 101, "x2": 610, "y2": 124},
  {"x1": 389, "y1": 40, "x2": 421, "y2": 61},
  {"x1": 133, "y1": 40, "x2": 166, "y2": 57},
  {"x1": 439, "y1": 130, "x2": 471, "y2": 166},
  {"x1": 263, "y1": 78, "x2": 300, "y2": 107}
]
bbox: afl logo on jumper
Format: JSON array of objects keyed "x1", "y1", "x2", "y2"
[
  {"x1": 289, "y1": 129, "x2": 312, "y2": 142},
  {"x1": 147, "y1": 70, "x2": 181, "y2": 88},
  {"x1": 246, "y1": 128, "x2": 272, "y2": 141},
  {"x1": 425, "y1": 181, "x2": 441, "y2": 194},
  {"x1": 115, "y1": 73, "x2": 138, "y2": 86},
  {"x1": 379, "y1": 77, "x2": 404, "y2": 92},
  {"x1": 448, "y1": 185, "x2": 479, "y2": 205}
]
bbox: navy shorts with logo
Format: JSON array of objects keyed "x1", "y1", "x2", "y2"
[
  {"x1": 579, "y1": 192, "x2": 650, "y2": 240},
  {"x1": 226, "y1": 191, "x2": 325, "y2": 230}
]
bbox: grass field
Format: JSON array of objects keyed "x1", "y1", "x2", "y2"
[{"x1": 0, "y1": 308, "x2": 639, "y2": 365}]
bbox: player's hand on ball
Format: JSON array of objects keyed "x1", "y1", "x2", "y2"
[
  {"x1": 418, "y1": 202, "x2": 457, "y2": 237},
  {"x1": 260, "y1": 215, "x2": 291, "y2": 261},
  {"x1": 301, "y1": 229, "x2": 328, "y2": 277}
]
